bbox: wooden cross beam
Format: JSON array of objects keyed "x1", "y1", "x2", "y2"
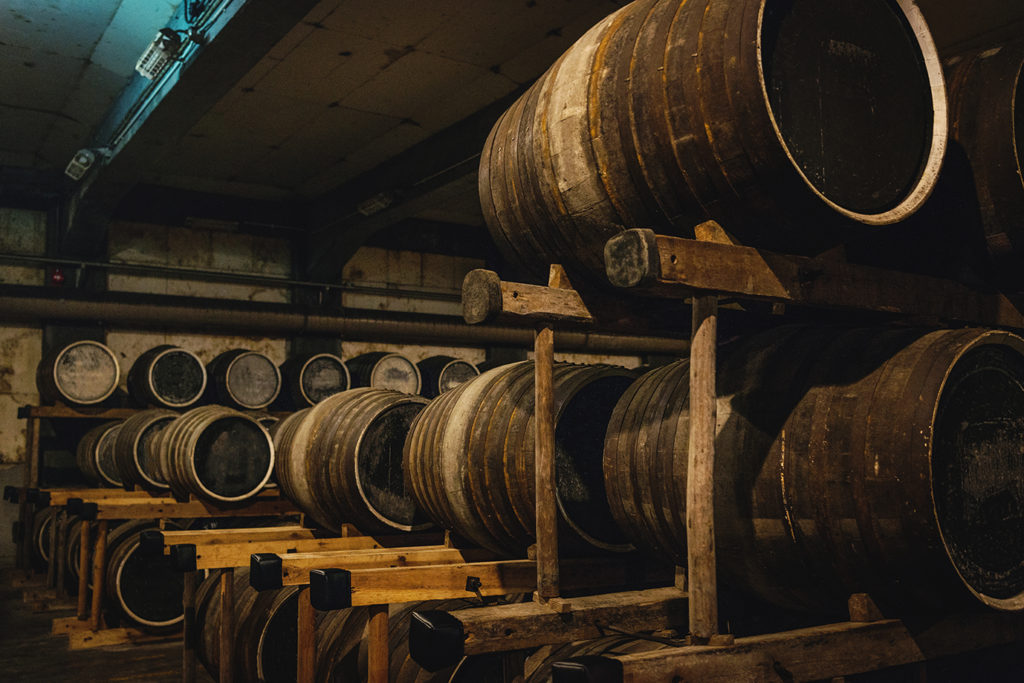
[{"x1": 462, "y1": 264, "x2": 594, "y2": 605}]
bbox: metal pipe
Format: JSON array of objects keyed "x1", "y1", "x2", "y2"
[{"x1": 0, "y1": 290, "x2": 689, "y2": 356}]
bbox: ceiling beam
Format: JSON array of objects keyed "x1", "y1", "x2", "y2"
[
  {"x1": 304, "y1": 90, "x2": 524, "y2": 282},
  {"x1": 62, "y1": 0, "x2": 322, "y2": 258}
]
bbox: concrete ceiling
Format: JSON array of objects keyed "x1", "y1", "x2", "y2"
[
  {"x1": 1, "y1": 0, "x2": 1023, "y2": 269},
  {"x1": 0, "y1": 0, "x2": 182, "y2": 170}
]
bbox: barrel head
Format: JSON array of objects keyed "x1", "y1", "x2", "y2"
[
  {"x1": 310, "y1": 568, "x2": 351, "y2": 610},
  {"x1": 409, "y1": 610, "x2": 464, "y2": 673},
  {"x1": 552, "y1": 657, "x2": 623, "y2": 683},
  {"x1": 170, "y1": 543, "x2": 197, "y2": 572},
  {"x1": 250, "y1": 553, "x2": 283, "y2": 591},
  {"x1": 138, "y1": 529, "x2": 165, "y2": 557}
]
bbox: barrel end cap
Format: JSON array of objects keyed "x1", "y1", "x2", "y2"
[
  {"x1": 310, "y1": 568, "x2": 351, "y2": 610},
  {"x1": 462, "y1": 269, "x2": 503, "y2": 325},
  {"x1": 409, "y1": 610, "x2": 465, "y2": 672},
  {"x1": 170, "y1": 543, "x2": 197, "y2": 572},
  {"x1": 249, "y1": 553, "x2": 283, "y2": 591},
  {"x1": 139, "y1": 529, "x2": 165, "y2": 557},
  {"x1": 605, "y1": 229, "x2": 660, "y2": 289},
  {"x1": 552, "y1": 656, "x2": 624, "y2": 683}
]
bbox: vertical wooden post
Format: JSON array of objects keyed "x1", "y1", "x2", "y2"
[
  {"x1": 89, "y1": 519, "x2": 108, "y2": 631},
  {"x1": 534, "y1": 323, "x2": 559, "y2": 601},
  {"x1": 219, "y1": 567, "x2": 235, "y2": 683},
  {"x1": 296, "y1": 587, "x2": 315, "y2": 683},
  {"x1": 367, "y1": 604, "x2": 389, "y2": 683},
  {"x1": 18, "y1": 418, "x2": 42, "y2": 570},
  {"x1": 54, "y1": 510, "x2": 68, "y2": 598},
  {"x1": 46, "y1": 507, "x2": 58, "y2": 587},
  {"x1": 27, "y1": 416, "x2": 41, "y2": 487},
  {"x1": 76, "y1": 520, "x2": 90, "y2": 619},
  {"x1": 182, "y1": 570, "x2": 198, "y2": 683},
  {"x1": 687, "y1": 295, "x2": 719, "y2": 642}
]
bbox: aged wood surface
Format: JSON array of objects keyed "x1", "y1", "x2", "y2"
[
  {"x1": 534, "y1": 322, "x2": 559, "y2": 601},
  {"x1": 21, "y1": 405, "x2": 139, "y2": 419},
  {"x1": 608, "y1": 613, "x2": 1024, "y2": 682},
  {"x1": 687, "y1": 295, "x2": 718, "y2": 641},
  {"x1": 76, "y1": 519, "x2": 89, "y2": 619},
  {"x1": 278, "y1": 546, "x2": 498, "y2": 586},
  {"x1": 462, "y1": 268, "x2": 594, "y2": 325},
  {"x1": 88, "y1": 519, "x2": 107, "y2": 631},
  {"x1": 182, "y1": 570, "x2": 198, "y2": 683},
  {"x1": 367, "y1": 603, "x2": 390, "y2": 683},
  {"x1": 296, "y1": 587, "x2": 315, "y2": 683},
  {"x1": 187, "y1": 536, "x2": 441, "y2": 571},
  {"x1": 94, "y1": 494, "x2": 296, "y2": 520},
  {"x1": 161, "y1": 524, "x2": 313, "y2": 548},
  {"x1": 606, "y1": 230, "x2": 1024, "y2": 328},
  {"x1": 218, "y1": 568, "x2": 234, "y2": 683},
  {"x1": 450, "y1": 586, "x2": 689, "y2": 654}
]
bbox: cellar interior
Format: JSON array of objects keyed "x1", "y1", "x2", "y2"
[{"x1": 2, "y1": 0, "x2": 1024, "y2": 681}]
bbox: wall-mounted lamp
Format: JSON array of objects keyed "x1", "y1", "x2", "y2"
[
  {"x1": 135, "y1": 28, "x2": 187, "y2": 80},
  {"x1": 64, "y1": 149, "x2": 96, "y2": 180}
]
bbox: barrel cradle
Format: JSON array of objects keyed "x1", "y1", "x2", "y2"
[
  {"x1": 604, "y1": 326, "x2": 1024, "y2": 614},
  {"x1": 479, "y1": 0, "x2": 947, "y2": 286}
]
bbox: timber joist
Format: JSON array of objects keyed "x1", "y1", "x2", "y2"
[{"x1": 605, "y1": 227, "x2": 1024, "y2": 328}]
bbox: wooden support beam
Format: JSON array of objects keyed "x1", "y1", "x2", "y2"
[
  {"x1": 587, "y1": 612, "x2": 1024, "y2": 682},
  {"x1": 46, "y1": 488, "x2": 163, "y2": 508},
  {"x1": 275, "y1": 547, "x2": 498, "y2": 587},
  {"x1": 296, "y1": 588, "x2": 315, "y2": 683},
  {"x1": 76, "y1": 520, "x2": 89, "y2": 620},
  {"x1": 604, "y1": 229, "x2": 1024, "y2": 328},
  {"x1": 55, "y1": 511, "x2": 68, "y2": 599},
  {"x1": 306, "y1": 557, "x2": 671, "y2": 607},
  {"x1": 410, "y1": 587, "x2": 689, "y2": 670},
  {"x1": 161, "y1": 525, "x2": 313, "y2": 547},
  {"x1": 535, "y1": 321, "x2": 558, "y2": 602},
  {"x1": 219, "y1": 568, "x2": 234, "y2": 683},
  {"x1": 367, "y1": 604, "x2": 390, "y2": 683},
  {"x1": 182, "y1": 535, "x2": 446, "y2": 571},
  {"x1": 88, "y1": 520, "x2": 108, "y2": 631},
  {"x1": 182, "y1": 571, "x2": 198, "y2": 683},
  {"x1": 687, "y1": 295, "x2": 718, "y2": 642},
  {"x1": 93, "y1": 492, "x2": 296, "y2": 519},
  {"x1": 462, "y1": 269, "x2": 594, "y2": 325}
]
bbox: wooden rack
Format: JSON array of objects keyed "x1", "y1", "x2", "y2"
[{"x1": 19, "y1": 487, "x2": 300, "y2": 650}]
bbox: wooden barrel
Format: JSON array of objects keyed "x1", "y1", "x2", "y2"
[
  {"x1": 280, "y1": 353, "x2": 350, "y2": 408},
  {"x1": 196, "y1": 568, "x2": 307, "y2": 683},
  {"x1": 36, "y1": 340, "x2": 120, "y2": 406},
  {"x1": 127, "y1": 344, "x2": 207, "y2": 408},
  {"x1": 604, "y1": 326, "x2": 1024, "y2": 613},
  {"x1": 479, "y1": 0, "x2": 947, "y2": 285},
  {"x1": 155, "y1": 405, "x2": 275, "y2": 502},
  {"x1": 77, "y1": 420, "x2": 124, "y2": 487},
  {"x1": 347, "y1": 352, "x2": 422, "y2": 394},
  {"x1": 205, "y1": 349, "x2": 282, "y2": 410},
  {"x1": 404, "y1": 361, "x2": 636, "y2": 557},
  {"x1": 946, "y1": 41, "x2": 1024, "y2": 290},
  {"x1": 114, "y1": 409, "x2": 176, "y2": 490},
  {"x1": 274, "y1": 388, "x2": 431, "y2": 534},
  {"x1": 417, "y1": 356, "x2": 480, "y2": 399},
  {"x1": 30, "y1": 507, "x2": 56, "y2": 569},
  {"x1": 104, "y1": 520, "x2": 185, "y2": 632}
]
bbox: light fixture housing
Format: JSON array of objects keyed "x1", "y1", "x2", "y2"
[{"x1": 135, "y1": 29, "x2": 184, "y2": 80}]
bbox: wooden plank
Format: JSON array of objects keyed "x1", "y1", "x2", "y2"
[
  {"x1": 607, "y1": 613, "x2": 1024, "y2": 682},
  {"x1": 296, "y1": 588, "x2": 315, "y2": 683},
  {"x1": 161, "y1": 525, "x2": 313, "y2": 548},
  {"x1": 89, "y1": 520, "x2": 108, "y2": 631},
  {"x1": 604, "y1": 230, "x2": 1024, "y2": 329},
  {"x1": 182, "y1": 571, "x2": 197, "y2": 683},
  {"x1": 367, "y1": 604, "x2": 389, "y2": 683},
  {"x1": 534, "y1": 323, "x2": 559, "y2": 601},
  {"x1": 452, "y1": 587, "x2": 689, "y2": 655},
  {"x1": 95, "y1": 496, "x2": 297, "y2": 520},
  {"x1": 76, "y1": 519, "x2": 89, "y2": 619},
  {"x1": 279, "y1": 547, "x2": 498, "y2": 586},
  {"x1": 55, "y1": 511, "x2": 68, "y2": 599},
  {"x1": 22, "y1": 405, "x2": 139, "y2": 420},
  {"x1": 190, "y1": 535, "x2": 443, "y2": 570},
  {"x1": 687, "y1": 295, "x2": 718, "y2": 642},
  {"x1": 219, "y1": 568, "x2": 234, "y2": 683},
  {"x1": 343, "y1": 558, "x2": 672, "y2": 606},
  {"x1": 67, "y1": 626, "x2": 179, "y2": 650},
  {"x1": 52, "y1": 615, "x2": 92, "y2": 635},
  {"x1": 462, "y1": 269, "x2": 594, "y2": 325},
  {"x1": 46, "y1": 488, "x2": 165, "y2": 507}
]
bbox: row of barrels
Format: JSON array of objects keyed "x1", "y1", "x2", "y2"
[
  {"x1": 271, "y1": 325, "x2": 1024, "y2": 617},
  {"x1": 27, "y1": 511, "x2": 186, "y2": 630},
  {"x1": 479, "y1": 0, "x2": 1024, "y2": 291},
  {"x1": 37, "y1": 340, "x2": 480, "y2": 410},
  {"x1": 192, "y1": 567, "x2": 661, "y2": 682}
]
